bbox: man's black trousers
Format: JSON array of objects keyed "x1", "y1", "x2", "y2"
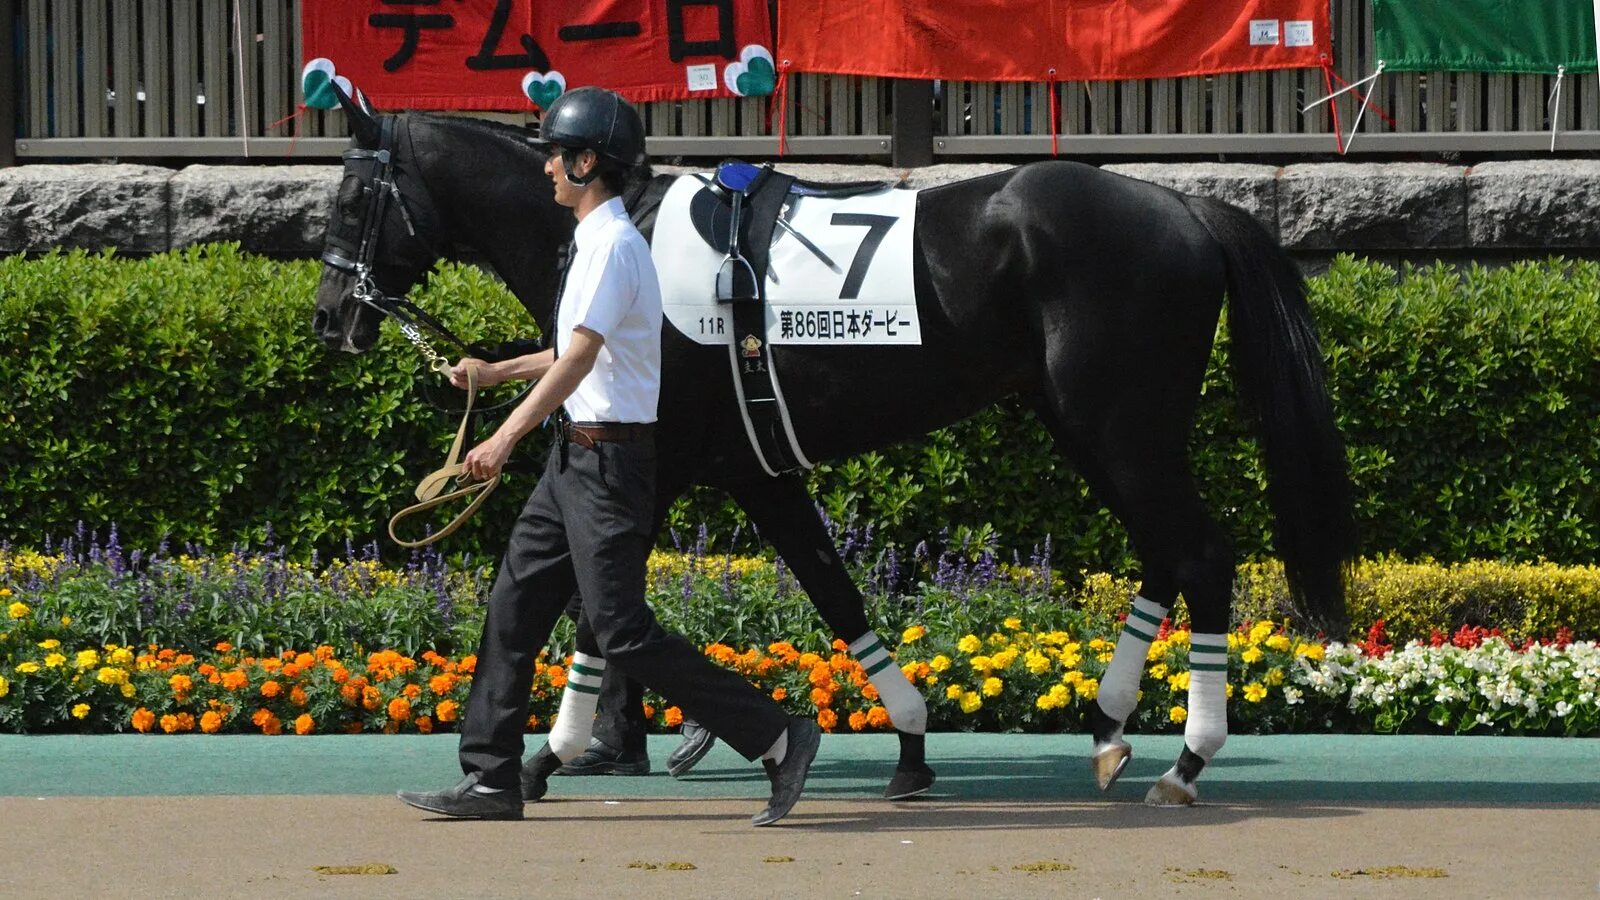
[{"x1": 457, "y1": 434, "x2": 789, "y2": 789}]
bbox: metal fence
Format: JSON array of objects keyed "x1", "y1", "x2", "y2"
[{"x1": 8, "y1": 0, "x2": 1600, "y2": 165}]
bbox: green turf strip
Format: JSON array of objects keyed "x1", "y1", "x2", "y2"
[{"x1": 0, "y1": 734, "x2": 1594, "y2": 803}]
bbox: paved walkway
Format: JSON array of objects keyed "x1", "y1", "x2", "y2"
[{"x1": 1, "y1": 734, "x2": 1595, "y2": 898}]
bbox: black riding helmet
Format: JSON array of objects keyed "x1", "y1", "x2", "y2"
[{"x1": 533, "y1": 86, "x2": 646, "y2": 185}]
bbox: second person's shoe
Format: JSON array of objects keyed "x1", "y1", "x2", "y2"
[
  {"x1": 666, "y1": 719, "x2": 717, "y2": 778},
  {"x1": 554, "y1": 738, "x2": 651, "y2": 776}
]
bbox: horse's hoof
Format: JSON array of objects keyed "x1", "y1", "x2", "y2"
[
  {"x1": 1090, "y1": 740, "x2": 1132, "y2": 791},
  {"x1": 883, "y1": 763, "x2": 935, "y2": 800},
  {"x1": 1144, "y1": 773, "x2": 1198, "y2": 807}
]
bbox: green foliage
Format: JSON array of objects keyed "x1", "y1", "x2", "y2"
[{"x1": 3, "y1": 250, "x2": 1599, "y2": 569}]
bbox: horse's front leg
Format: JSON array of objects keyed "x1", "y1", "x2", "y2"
[{"x1": 727, "y1": 474, "x2": 935, "y2": 800}]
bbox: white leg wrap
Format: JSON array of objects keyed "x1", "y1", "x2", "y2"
[
  {"x1": 1097, "y1": 595, "x2": 1167, "y2": 725},
  {"x1": 1184, "y1": 634, "x2": 1229, "y2": 765},
  {"x1": 849, "y1": 632, "x2": 926, "y2": 734},
  {"x1": 548, "y1": 652, "x2": 605, "y2": 763}
]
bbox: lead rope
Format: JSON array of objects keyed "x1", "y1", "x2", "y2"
[{"x1": 387, "y1": 358, "x2": 501, "y2": 548}]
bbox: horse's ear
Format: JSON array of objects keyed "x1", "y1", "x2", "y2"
[{"x1": 334, "y1": 81, "x2": 380, "y2": 146}]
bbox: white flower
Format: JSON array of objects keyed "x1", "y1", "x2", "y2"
[
  {"x1": 1283, "y1": 686, "x2": 1303, "y2": 706},
  {"x1": 1553, "y1": 701, "x2": 1572, "y2": 718}
]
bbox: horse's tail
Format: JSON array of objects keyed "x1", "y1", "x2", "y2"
[{"x1": 1184, "y1": 195, "x2": 1356, "y2": 636}]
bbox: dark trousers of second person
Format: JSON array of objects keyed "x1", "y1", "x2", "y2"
[{"x1": 457, "y1": 432, "x2": 788, "y2": 789}]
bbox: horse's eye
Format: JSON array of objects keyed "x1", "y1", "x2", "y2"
[{"x1": 338, "y1": 175, "x2": 366, "y2": 225}]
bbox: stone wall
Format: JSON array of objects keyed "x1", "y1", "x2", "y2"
[{"x1": 3, "y1": 161, "x2": 1599, "y2": 259}]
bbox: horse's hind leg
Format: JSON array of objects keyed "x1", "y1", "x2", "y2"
[
  {"x1": 728, "y1": 474, "x2": 935, "y2": 800},
  {"x1": 1033, "y1": 341, "x2": 1234, "y2": 806}
]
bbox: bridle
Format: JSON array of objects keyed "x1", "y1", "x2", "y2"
[{"x1": 321, "y1": 113, "x2": 524, "y2": 547}]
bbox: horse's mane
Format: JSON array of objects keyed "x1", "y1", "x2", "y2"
[{"x1": 410, "y1": 112, "x2": 549, "y2": 159}]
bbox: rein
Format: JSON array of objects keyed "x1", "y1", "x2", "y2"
[{"x1": 325, "y1": 114, "x2": 522, "y2": 547}]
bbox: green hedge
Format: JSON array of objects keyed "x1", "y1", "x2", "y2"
[{"x1": 3, "y1": 248, "x2": 1599, "y2": 569}]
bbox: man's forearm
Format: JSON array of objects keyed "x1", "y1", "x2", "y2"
[
  {"x1": 497, "y1": 352, "x2": 594, "y2": 442},
  {"x1": 492, "y1": 349, "x2": 555, "y2": 384}
]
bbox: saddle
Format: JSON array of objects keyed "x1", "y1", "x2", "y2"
[{"x1": 691, "y1": 162, "x2": 893, "y2": 474}]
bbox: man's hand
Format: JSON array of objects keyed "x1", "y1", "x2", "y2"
[
  {"x1": 462, "y1": 431, "x2": 516, "y2": 481},
  {"x1": 446, "y1": 357, "x2": 504, "y2": 391}
]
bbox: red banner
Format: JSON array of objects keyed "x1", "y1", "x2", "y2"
[
  {"x1": 302, "y1": 0, "x2": 776, "y2": 110},
  {"x1": 779, "y1": 1, "x2": 1330, "y2": 82}
]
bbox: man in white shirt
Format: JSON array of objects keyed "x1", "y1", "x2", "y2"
[{"x1": 397, "y1": 87, "x2": 819, "y2": 826}]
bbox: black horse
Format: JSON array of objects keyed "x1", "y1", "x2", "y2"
[{"x1": 311, "y1": 99, "x2": 1355, "y2": 803}]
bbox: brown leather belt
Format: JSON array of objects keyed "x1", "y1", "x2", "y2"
[{"x1": 565, "y1": 421, "x2": 654, "y2": 449}]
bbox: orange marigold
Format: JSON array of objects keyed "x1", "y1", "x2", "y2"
[
  {"x1": 261, "y1": 659, "x2": 282, "y2": 673},
  {"x1": 314, "y1": 646, "x2": 336, "y2": 662},
  {"x1": 436, "y1": 699, "x2": 459, "y2": 723},
  {"x1": 429, "y1": 674, "x2": 456, "y2": 695},
  {"x1": 402, "y1": 683, "x2": 422, "y2": 700},
  {"x1": 387, "y1": 697, "x2": 412, "y2": 722},
  {"x1": 174, "y1": 654, "x2": 194, "y2": 667},
  {"x1": 664, "y1": 706, "x2": 684, "y2": 728},
  {"x1": 131, "y1": 708, "x2": 156, "y2": 733},
  {"x1": 816, "y1": 709, "x2": 838, "y2": 731},
  {"x1": 158, "y1": 649, "x2": 177, "y2": 661},
  {"x1": 848, "y1": 711, "x2": 868, "y2": 732},
  {"x1": 343, "y1": 722, "x2": 364, "y2": 735},
  {"x1": 459, "y1": 655, "x2": 477, "y2": 674},
  {"x1": 642, "y1": 704, "x2": 655, "y2": 719},
  {"x1": 861, "y1": 684, "x2": 880, "y2": 702},
  {"x1": 340, "y1": 684, "x2": 360, "y2": 706},
  {"x1": 260, "y1": 680, "x2": 282, "y2": 699},
  {"x1": 362, "y1": 686, "x2": 382, "y2": 712},
  {"x1": 221, "y1": 670, "x2": 248, "y2": 691},
  {"x1": 197, "y1": 664, "x2": 218, "y2": 678},
  {"x1": 295, "y1": 653, "x2": 315, "y2": 670},
  {"x1": 159, "y1": 714, "x2": 180, "y2": 734},
  {"x1": 331, "y1": 667, "x2": 350, "y2": 684},
  {"x1": 866, "y1": 706, "x2": 891, "y2": 729},
  {"x1": 525, "y1": 714, "x2": 540, "y2": 730},
  {"x1": 809, "y1": 687, "x2": 833, "y2": 709},
  {"x1": 771, "y1": 687, "x2": 788, "y2": 702},
  {"x1": 214, "y1": 642, "x2": 232, "y2": 653},
  {"x1": 290, "y1": 686, "x2": 309, "y2": 707},
  {"x1": 200, "y1": 711, "x2": 223, "y2": 734},
  {"x1": 176, "y1": 713, "x2": 196, "y2": 732},
  {"x1": 281, "y1": 664, "x2": 302, "y2": 679},
  {"x1": 808, "y1": 666, "x2": 834, "y2": 688},
  {"x1": 416, "y1": 716, "x2": 434, "y2": 735},
  {"x1": 294, "y1": 714, "x2": 315, "y2": 736},
  {"x1": 169, "y1": 674, "x2": 193, "y2": 695},
  {"x1": 831, "y1": 638, "x2": 849, "y2": 652}
]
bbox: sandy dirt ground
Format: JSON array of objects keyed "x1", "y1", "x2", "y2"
[{"x1": 2, "y1": 795, "x2": 1595, "y2": 899}]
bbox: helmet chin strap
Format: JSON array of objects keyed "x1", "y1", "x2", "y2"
[{"x1": 561, "y1": 148, "x2": 600, "y2": 187}]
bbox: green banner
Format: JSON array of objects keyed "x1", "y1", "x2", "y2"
[{"x1": 1372, "y1": 0, "x2": 1598, "y2": 74}]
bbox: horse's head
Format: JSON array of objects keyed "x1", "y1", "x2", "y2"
[{"x1": 312, "y1": 87, "x2": 447, "y2": 353}]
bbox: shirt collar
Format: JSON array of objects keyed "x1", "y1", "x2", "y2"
[{"x1": 572, "y1": 195, "x2": 628, "y2": 248}]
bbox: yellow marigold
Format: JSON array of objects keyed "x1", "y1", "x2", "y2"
[
  {"x1": 982, "y1": 677, "x2": 1004, "y2": 698},
  {"x1": 1169, "y1": 706, "x2": 1188, "y2": 724},
  {"x1": 1264, "y1": 668, "x2": 1285, "y2": 687},
  {"x1": 75, "y1": 650, "x2": 99, "y2": 669},
  {"x1": 1147, "y1": 640, "x2": 1169, "y2": 661},
  {"x1": 43, "y1": 653, "x2": 66, "y2": 668},
  {"x1": 131, "y1": 708, "x2": 156, "y2": 732},
  {"x1": 38, "y1": 639, "x2": 60, "y2": 650},
  {"x1": 1035, "y1": 693, "x2": 1059, "y2": 711},
  {"x1": 1168, "y1": 630, "x2": 1190, "y2": 647},
  {"x1": 159, "y1": 714, "x2": 180, "y2": 734},
  {"x1": 1078, "y1": 678, "x2": 1099, "y2": 701},
  {"x1": 1168, "y1": 671, "x2": 1190, "y2": 691},
  {"x1": 1295, "y1": 643, "x2": 1325, "y2": 661},
  {"x1": 1266, "y1": 635, "x2": 1291, "y2": 652},
  {"x1": 1243, "y1": 683, "x2": 1267, "y2": 703},
  {"x1": 0, "y1": 675, "x2": 8, "y2": 699},
  {"x1": 1088, "y1": 638, "x2": 1112, "y2": 652},
  {"x1": 95, "y1": 667, "x2": 127, "y2": 686},
  {"x1": 1149, "y1": 663, "x2": 1168, "y2": 680},
  {"x1": 1241, "y1": 646, "x2": 1264, "y2": 664},
  {"x1": 848, "y1": 711, "x2": 868, "y2": 732},
  {"x1": 968, "y1": 655, "x2": 993, "y2": 673},
  {"x1": 260, "y1": 680, "x2": 282, "y2": 699},
  {"x1": 866, "y1": 706, "x2": 891, "y2": 728},
  {"x1": 71, "y1": 703, "x2": 90, "y2": 719},
  {"x1": 294, "y1": 714, "x2": 315, "y2": 736},
  {"x1": 664, "y1": 706, "x2": 683, "y2": 728},
  {"x1": 929, "y1": 654, "x2": 952, "y2": 673},
  {"x1": 6, "y1": 601, "x2": 28, "y2": 620},
  {"x1": 436, "y1": 699, "x2": 459, "y2": 723},
  {"x1": 901, "y1": 625, "x2": 927, "y2": 644},
  {"x1": 200, "y1": 711, "x2": 223, "y2": 734},
  {"x1": 1249, "y1": 622, "x2": 1274, "y2": 644},
  {"x1": 1226, "y1": 683, "x2": 1235, "y2": 699},
  {"x1": 119, "y1": 683, "x2": 136, "y2": 699},
  {"x1": 1024, "y1": 651, "x2": 1051, "y2": 675},
  {"x1": 945, "y1": 684, "x2": 963, "y2": 700},
  {"x1": 956, "y1": 634, "x2": 981, "y2": 655},
  {"x1": 109, "y1": 648, "x2": 134, "y2": 667},
  {"x1": 1003, "y1": 617, "x2": 1022, "y2": 631},
  {"x1": 816, "y1": 709, "x2": 838, "y2": 731},
  {"x1": 992, "y1": 649, "x2": 1018, "y2": 670},
  {"x1": 958, "y1": 691, "x2": 983, "y2": 714},
  {"x1": 387, "y1": 697, "x2": 412, "y2": 722}
]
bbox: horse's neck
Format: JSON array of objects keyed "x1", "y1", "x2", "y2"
[{"x1": 418, "y1": 120, "x2": 569, "y2": 323}]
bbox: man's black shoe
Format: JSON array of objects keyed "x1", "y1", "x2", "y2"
[
  {"x1": 521, "y1": 744, "x2": 562, "y2": 802},
  {"x1": 554, "y1": 738, "x2": 650, "y2": 776},
  {"x1": 751, "y1": 717, "x2": 822, "y2": 827},
  {"x1": 666, "y1": 719, "x2": 717, "y2": 778},
  {"x1": 397, "y1": 772, "x2": 523, "y2": 820}
]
